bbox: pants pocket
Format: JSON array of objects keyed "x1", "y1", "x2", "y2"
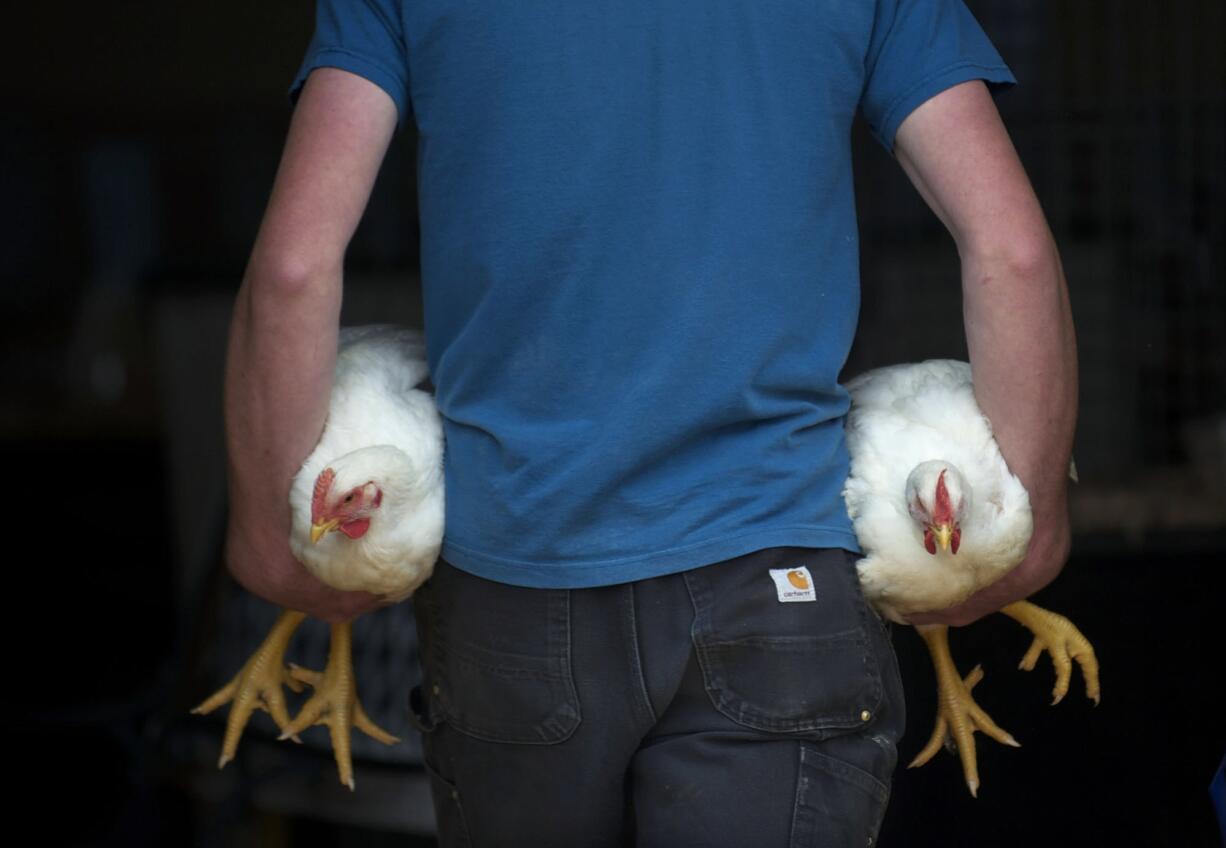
[
  {"x1": 415, "y1": 559, "x2": 582, "y2": 744},
  {"x1": 791, "y1": 743, "x2": 890, "y2": 848},
  {"x1": 684, "y1": 547, "x2": 884, "y2": 736}
]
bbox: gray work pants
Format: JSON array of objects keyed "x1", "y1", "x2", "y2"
[{"x1": 410, "y1": 547, "x2": 904, "y2": 847}]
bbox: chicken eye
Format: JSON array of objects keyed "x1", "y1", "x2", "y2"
[{"x1": 344, "y1": 493, "x2": 354, "y2": 504}]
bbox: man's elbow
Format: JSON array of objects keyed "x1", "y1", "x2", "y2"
[
  {"x1": 245, "y1": 247, "x2": 344, "y2": 301},
  {"x1": 963, "y1": 229, "x2": 1062, "y2": 290}
]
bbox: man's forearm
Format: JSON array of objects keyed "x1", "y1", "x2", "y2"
[
  {"x1": 910, "y1": 237, "x2": 1076, "y2": 627},
  {"x1": 963, "y1": 234, "x2": 1077, "y2": 596},
  {"x1": 224, "y1": 254, "x2": 342, "y2": 595}
]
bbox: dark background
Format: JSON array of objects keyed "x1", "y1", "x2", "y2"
[{"x1": 4, "y1": 1, "x2": 1223, "y2": 846}]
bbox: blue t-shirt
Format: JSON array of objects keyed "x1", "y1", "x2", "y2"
[{"x1": 291, "y1": 0, "x2": 1014, "y2": 588}]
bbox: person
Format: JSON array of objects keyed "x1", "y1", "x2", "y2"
[{"x1": 223, "y1": 0, "x2": 1076, "y2": 844}]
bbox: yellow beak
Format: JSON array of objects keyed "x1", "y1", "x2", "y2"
[
  {"x1": 310, "y1": 518, "x2": 341, "y2": 544},
  {"x1": 932, "y1": 524, "x2": 953, "y2": 552}
]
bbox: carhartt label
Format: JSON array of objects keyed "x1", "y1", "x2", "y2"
[{"x1": 769, "y1": 566, "x2": 816, "y2": 603}]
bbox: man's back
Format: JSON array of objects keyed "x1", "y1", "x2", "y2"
[{"x1": 290, "y1": 0, "x2": 1014, "y2": 588}]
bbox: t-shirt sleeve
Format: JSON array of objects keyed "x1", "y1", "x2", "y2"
[
  {"x1": 288, "y1": 0, "x2": 411, "y2": 127},
  {"x1": 860, "y1": 0, "x2": 1015, "y2": 151}
]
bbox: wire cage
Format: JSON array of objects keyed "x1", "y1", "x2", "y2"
[{"x1": 851, "y1": 0, "x2": 1226, "y2": 542}]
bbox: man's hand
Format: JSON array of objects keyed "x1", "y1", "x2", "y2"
[
  {"x1": 226, "y1": 525, "x2": 387, "y2": 624},
  {"x1": 893, "y1": 81, "x2": 1078, "y2": 627}
]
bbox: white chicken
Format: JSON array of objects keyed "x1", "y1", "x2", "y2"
[
  {"x1": 193, "y1": 325, "x2": 444, "y2": 790},
  {"x1": 843, "y1": 359, "x2": 1099, "y2": 796}
]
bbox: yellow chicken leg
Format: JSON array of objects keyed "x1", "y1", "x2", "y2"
[
  {"x1": 1001, "y1": 601, "x2": 1101, "y2": 705},
  {"x1": 192, "y1": 609, "x2": 309, "y2": 768},
  {"x1": 277, "y1": 621, "x2": 400, "y2": 791},
  {"x1": 909, "y1": 624, "x2": 1020, "y2": 797}
]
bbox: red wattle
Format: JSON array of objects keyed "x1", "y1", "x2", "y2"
[
  {"x1": 923, "y1": 529, "x2": 937, "y2": 555},
  {"x1": 950, "y1": 529, "x2": 961, "y2": 554},
  {"x1": 339, "y1": 518, "x2": 371, "y2": 539}
]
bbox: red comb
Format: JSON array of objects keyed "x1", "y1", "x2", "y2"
[
  {"x1": 312, "y1": 468, "x2": 335, "y2": 523},
  {"x1": 933, "y1": 469, "x2": 955, "y2": 525}
]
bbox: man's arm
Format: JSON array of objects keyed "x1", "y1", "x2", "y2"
[
  {"x1": 225, "y1": 68, "x2": 399, "y2": 623},
  {"x1": 892, "y1": 81, "x2": 1078, "y2": 627}
]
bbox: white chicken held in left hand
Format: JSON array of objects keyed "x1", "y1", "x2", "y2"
[
  {"x1": 193, "y1": 325, "x2": 444, "y2": 790},
  {"x1": 843, "y1": 359, "x2": 1099, "y2": 797}
]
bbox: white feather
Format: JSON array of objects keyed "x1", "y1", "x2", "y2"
[
  {"x1": 288, "y1": 326, "x2": 445, "y2": 602},
  {"x1": 843, "y1": 360, "x2": 1032, "y2": 622}
]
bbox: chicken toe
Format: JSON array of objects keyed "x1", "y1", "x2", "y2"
[
  {"x1": 1001, "y1": 601, "x2": 1100, "y2": 705},
  {"x1": 909, "y1": 624, "x2": 1019, "y2": 797},
  {"x1": 192, "y1": 609, "x2": 308, "y2": 768},
  {"x1": 278, "y1": 621, "x2": 400, "y2": 790}
]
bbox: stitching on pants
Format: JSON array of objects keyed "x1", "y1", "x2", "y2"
[{"x1": 625, "y1": 582, "x2": 660, "y2": 725}]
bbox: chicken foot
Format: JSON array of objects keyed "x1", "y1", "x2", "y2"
[
  {"x1": 1001, "y1": 600, "x2": 1101, "y2": 705},
  {"x1": 192, "y1": 609, "x2": 309, "y2": 768},
  {"x1": 909, "y1": 623, "x2": 1019, "y2": 797},
  {"x1": 277, "y1": 621, "x2": 400, "y2": 791}
]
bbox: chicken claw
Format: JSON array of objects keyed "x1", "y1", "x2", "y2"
[
  {"x1": 1001, "y1": 601, "x2": 1101, "y2": 706},
  {"x1": 910, "y1": 663, "x2": 985, "y2": 764},
  {"x1": 277, "y1": 621, "x2": 400, "y2": 790},
  {"x1": 910, "y1": 624, "x2": 1019, "y2": 797},
  {"x1": 192, "y1": 609, "x2": 308, "y2": 768}
]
